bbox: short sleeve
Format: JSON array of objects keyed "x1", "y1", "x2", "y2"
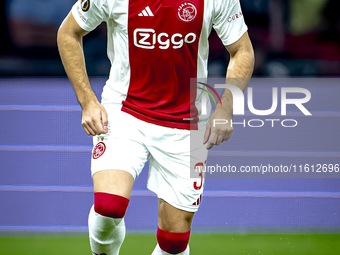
[
  {"x1": 71, "y1": 0, "x2": 108, "y2": 32},
  {"x1": 213, "y1": 0, "x2": 248, "y2": 46}
]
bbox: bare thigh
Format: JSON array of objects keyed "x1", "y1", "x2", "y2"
[
  {"x1": 93, "y1": 170, "x2": 134, "y2": 199},
  {"x1": 158, "y1": 199, "x2": 195, "y2": 233}
]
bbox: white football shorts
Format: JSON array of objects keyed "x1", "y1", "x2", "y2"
[{"x1": 91, "y1": 104, "x2": 208, "y2": 212}]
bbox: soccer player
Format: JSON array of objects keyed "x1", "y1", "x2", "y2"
[{"x1": 57, "y1": 0, "x2": 254, "y2": 254}]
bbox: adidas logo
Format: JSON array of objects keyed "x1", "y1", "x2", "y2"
[{"x1": 138, "y1": 6, "x2": 154, "y2": 17}]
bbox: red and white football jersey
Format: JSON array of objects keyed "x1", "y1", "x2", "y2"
[{"x1": 72, "y1": 0, "x2": 247, "y2": 130}]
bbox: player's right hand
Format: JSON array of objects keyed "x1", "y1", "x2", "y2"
[{"x1": 80, "y1": 100, "x2": 108, "y2": 136}]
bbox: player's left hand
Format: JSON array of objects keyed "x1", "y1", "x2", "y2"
[{"x1": 203, "y1": 107, "x2": 233, "y2": 150}]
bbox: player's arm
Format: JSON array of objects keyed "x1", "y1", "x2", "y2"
[
  {"x1": 204, "y1": 32, "x2": 254, "y2": 149},
  {"x1": 57, "y1": 12, "x2": 108, "y2": 136}
]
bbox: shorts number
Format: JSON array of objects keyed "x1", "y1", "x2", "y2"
[{"x1": 193, "y1": 162, "x2": 205, "y2": 190}]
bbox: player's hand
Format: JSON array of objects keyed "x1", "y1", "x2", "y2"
[
  {"x1": 80, "y1": 100, "x2": 108, "y2": 136},
  {"x1": 203, "y1": 107, "x2": 233, "y2": 150}
]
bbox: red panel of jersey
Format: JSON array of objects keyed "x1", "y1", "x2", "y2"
[{"x1": 122, "y1": 0, "x2": 205, "y2": 130}]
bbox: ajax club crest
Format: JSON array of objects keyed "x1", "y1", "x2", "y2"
[
  {"x1": 177, "y1": 2, "x2": 197, "y2": 22},
  {"x1": 92, "y1": 142, "x2": 106, "y2": 159}
]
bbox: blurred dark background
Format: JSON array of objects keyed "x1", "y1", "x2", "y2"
[{"x1": 0, "y1": 0, "x2": 339, "y2": 77}]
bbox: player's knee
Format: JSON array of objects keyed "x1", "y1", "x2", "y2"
[
  {"x1": 157, "y1": 227, "x2": 190, "y2": 254},
  {"x1": 94, "y1": 192, "x2": 129, "y2": 218}
]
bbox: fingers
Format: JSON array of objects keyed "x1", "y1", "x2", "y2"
[
  {"x1": 224, "y1": 131, "x2": 232, "y2": 142},
  {"x1": 82, "y1": 120, "x2": 97, "y2": 136},
  {"x1": 90, "y1": 107, "x2": 109, "y2": 135},
  {"x1": 82, "y1": 117, "x2": 106, "y2": 136},
  {"x1": 203, "y1": 123, "x2": 211, "y2": 144},
  {"x1": 82, "y1": 124, "x2": 91, "y2": 136},
  {"x1": 207, "y1": 133, "x2": 220, "y2": 150},
  {"x1": 206, "y1": 128, "x2": 233, "y2": 150},
  {"x1": 92, "y1": 117, "x2": 105, "y2": 135},
  {"x1": 101, "y1": 107, "x2": 109, "y2": 133},
  {"x1": 81, "y1": 103, "x2": 109, "y2": 136}
]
